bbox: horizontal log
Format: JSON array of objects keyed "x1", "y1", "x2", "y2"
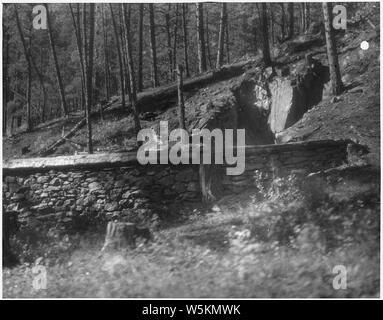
[{"x1": 4, "y1": 139, "x2": 358, "y2": 176}]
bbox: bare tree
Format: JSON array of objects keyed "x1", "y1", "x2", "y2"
[
  {"x1": 280, "y1": 3, "x2": 285, "y2": 40},
  {"x1": 165, "y1": 5, "x2": 173, "y2": 80},
  {"x1": 101, "y1": 4, "x2": 111, "y2": 100},
  {"x1": 177, "y1": 65, "x2": 185, "y2": 130},
  {"x1": 288, "y1": 3, "x2": 294, "y2": 39},
  {"x1": 137, "y1": 4, "x2": 144, "y2": 92},
  {"x1": 216, "y1": 3, "x2": 227, "y2": 69},
  {"x1": 69, "y1": 4, "x2": 86, "y2": 109},
  {"x1": 149, "y1": 4, "x2": 159, "y2": 87},
  {"x1": 182, "y1": 4, "x2": 190, "y2": 77},
  {"x1": 305, "y1": 3, "x2": 310, "y2": 31},
  {"x1": 122, "y1": 3, "x2": 141, "y2": 136},
  {"x1": 109, "y1": 3, "x2": 126, "y2": 109},
  {"x1": 196, "y1": 3, "x2": 207, "y2": 73},
  {"x1": 45, "y1": 4, "x2": 68, "y2": 117},
  {"x1": 83, "y1": 3, "x2": 96, "y2": 153},
  {"x1": 261, "y1": 3, "x2": 272, "y2": 66},
  {"x1": 3, "y1": 20, "x2": 10, "y2": 133},
  {"x1": 14, "y1": 5, "x2": 32, "y2": 130},
  {"x1": 225, "y1": 14, "x2": 230, "y2": 64},
  {"x1": 172, "y1": 4, "x2": 180, "y2": 80},
  {"x1": 322, "y1": 2, "x2": 343, "y2": 95},
  {"x1": 205, "y1": 10, "x2": 212, "y2": 69}
]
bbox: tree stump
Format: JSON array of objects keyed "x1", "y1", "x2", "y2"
[
  {"x1": 3, "y1": 209, "x2": 19, "y2": 267},
  {"x1": 101, "y1": 221, "x2": 152, "y2": 252}
]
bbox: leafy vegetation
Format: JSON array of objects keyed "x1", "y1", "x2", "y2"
[{"x1": 4, "y1": 168, "x2": 379, "y2": 298}]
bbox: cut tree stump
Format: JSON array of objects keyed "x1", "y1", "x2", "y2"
[{"x1": 101, "y1": 221, "x2": 152, "y2": 251}]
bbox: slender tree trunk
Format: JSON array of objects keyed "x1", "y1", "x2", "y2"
[
  {"x1": 165, "y1": 6, "x2": 173, "y2": 81},
  {"x1": 148, "y1": 4, "x2": 159, "y2": 87},
  {"x1": 26, "y1": 39, "x2": 32, "y2": 130},
  {"x1": 288, "y1": 3, "x2": 294, "y2": 39},
  {"x1": 14, "y1": 5, "x2": 32, "y2": 130},
  {"x1": 83, "y1": 3, "x2": 95, "y2": 153},
  {"x1": 280, "y1": 3, "x2": 285, "y2": 40},
  {"x1": 101, "y1": 4, "x2": 110, "y2": 100},
  {"x1": 182, "y1": 4, "x2": 190, "y2": 77},
  {"x1": 322, "y1": 2, "x2": 343, "y2": 95},
  {"x1": 137, "y1": 4, "x2": 144, "y2": 92},
  {"x1": 176, "y1": 65, "x2": 185, "y2": 130},
  {"x1": 69, "y1": 4, "x2": 86, "y2": 111},
  {"x1": 39, "y1": 47, "x2": 46, "y2": 122},
  {"x1": 205, "y1": 10, "x2": 212, "y2": 69},
  {"x1": 196, "y1": 3, "x2": 207, "y2": 73},
  {"x1": 119, "y1": 5, "x2": 131, "y2": 99},
  {"x1": 3, "y1": 25, "x2": 9, "y2": 134},
  {"x1": 225, "y1": 19, "x2": 230, "y2": 64},
  {"x1": 122, "y1": 3, "x2": 141, "y2": 136},
  {"x1": 305, "y1": 3, "x2": 310, "y2": 30},
  {"x1": 261, "y1": 3, "x2": 272, "y2": 66},
  {"x1": 172, "y1": 4, "x2": 179, "y2": 81},
  {"x1": 109, "y1": 3, "x2": 126, "y2": 108},
  {"x1": 216, "y1": 3, "x2": 227, "y2": 69},
  {"x1": 45, "y1": 4, "x2": 68, "y2": 117},
  {"x1": 271, "y1": 7, "x2": 275, "y2": 44}
]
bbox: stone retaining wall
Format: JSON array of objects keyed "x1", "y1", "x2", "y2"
[
  {"x1": 3, "y1": 163, "x2": 200, "y2": 228},
  {"x1": 3, "y1": 140, "x2": 357, "y2": 229}
]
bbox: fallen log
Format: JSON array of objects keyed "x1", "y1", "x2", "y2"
[
  {"x1": 114, "y1": 60, "x2": 257, "y2": 113},
  {"x1": 37, "y1": 61, "x2": 256, "y2": 157},
  {"x1": 38, "y1": 117, "x2": 87, "y2": 156}
]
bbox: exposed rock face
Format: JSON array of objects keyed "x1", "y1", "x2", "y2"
[{"x1": 238, "y1": 62, "x2": 329, "y2": 138}]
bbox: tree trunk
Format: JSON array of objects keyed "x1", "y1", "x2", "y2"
[
  {"x1": 101, "y1": 4, "x2": 110, "y2": 101},
  {"x1": 137, "y1": 3, "x2": 144, "y2": 92},
  {"x1": 165, "y1": 6, "x2": 173, "y2": 81},
  {"x1": 196, "y1": 3, "x2": 207, "y2": 73},
  {"x1": 109, "y1": 4, "x2": 126, "y2": 109},
  {"x1": 45, "y1": 4, "x2": 68, "y2": 117},
  {"x1": 149, "y1": 4, "x2": 159, "y2": 87},
  {"x1": 182, "y1": 4, "x2": 190, "y2": 78},
  {"x1": 39, "y1": 47, "x2": 46, "y2": 122},
  {"x1": 119, "y1": 5, "x2": 131, "y2": 100},
  {"x1": 270, "y1": 5, "x2": 275, "y2": 44},
  {"x1": 288, "y1": 3, "x2": 294, "y2": 39},
  {"x1": 3, "y1": 24, "x2": 9, "y2": 134},
  {"x1": 172, "y1": 4, "x2": 179, "y2": 81},
  {"x1": 122, "y1": 3, "x2": 141, "y2": 136},
  {"x1": 305, "y1": 3, "x2": 310, "y2": 31},
  {"x1": 225, "y1": 18, "x2": 230, "y2": 64},
  {"x1": 205, "y1": 10, "x2": 212, "y2": 69},
  {"x1": 261, "y1": 3, "x2": 272, "y2": 66},
  {"x1": 176, "y1": 65, "x2": 185, "y2": 130},
  {"x1": 14, "y1": 5, "x2": 32, "y2": 130},
  {"x1": 85, "y1": 3, "x2": 95, "y2": 153},
  {"x1": 322, "y1": 2, "x2": 343, "y2": 96},
  {"x1": 69, "y1": 4, "x2": 86, "y2": 111},
  {"x1": 280, "y1": 3, "x2": 285, "y2": 39},
  {"x1": 26, "y1": 37, "x2": 32, "y2": 130},
  {"x1": 216, "y1": 3, "x2": 227, "y2": 69}
]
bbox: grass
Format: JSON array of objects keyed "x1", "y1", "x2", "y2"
[{"x1": 3, "y1": 169, "x2": 379, "y2": 298}]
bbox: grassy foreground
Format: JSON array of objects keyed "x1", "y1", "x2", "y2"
[{"x1": 3, "y1": 168, "x2": 380, "y2": 298}]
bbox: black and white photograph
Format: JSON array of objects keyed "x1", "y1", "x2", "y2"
[{"x1": 1, "y1": 1, "x2": 380, "y2": 299}]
